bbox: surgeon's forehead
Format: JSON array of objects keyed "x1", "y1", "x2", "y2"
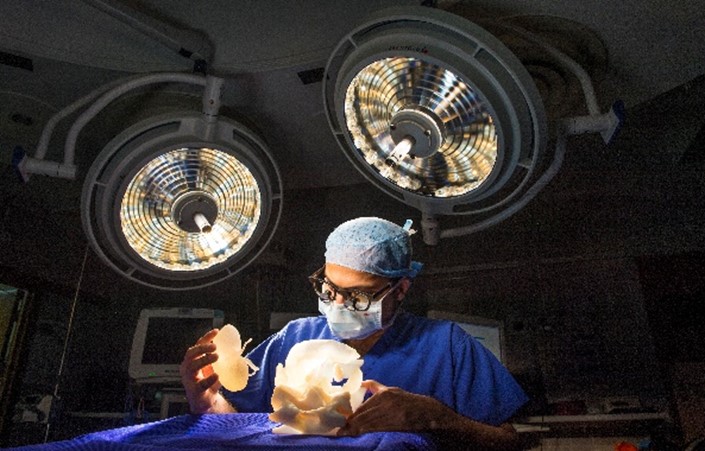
[{"x1": 324, "y1": 263, "x2": 389, "y2": 289}]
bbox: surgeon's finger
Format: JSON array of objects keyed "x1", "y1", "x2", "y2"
[
  {"x1": 196, "y1": 328, "x2": 219, "y2": 345},
  {"x1": 195, "y1": 372, "x2": 219, "y2": 392}
]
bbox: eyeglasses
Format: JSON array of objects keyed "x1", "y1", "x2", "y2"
[{"x1": 308, "y1": 266, "x2": 400, "y2": 312}]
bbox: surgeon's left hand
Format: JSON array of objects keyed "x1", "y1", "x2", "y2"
[{"x1": 338, "y1": 379, "x2": 455, "y2": 435}]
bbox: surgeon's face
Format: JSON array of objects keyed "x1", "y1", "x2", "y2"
[{"x1": 323, "y1": 263, "x2": 408, "y2": 326}]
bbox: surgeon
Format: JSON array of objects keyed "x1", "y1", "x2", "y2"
[{"x1": 180, "y1": 217, "x2": 528, "y2": 449}]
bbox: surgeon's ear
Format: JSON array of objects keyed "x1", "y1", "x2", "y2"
[{"x1": 396, "y1": 278, "x2": 411, "y2": 300}]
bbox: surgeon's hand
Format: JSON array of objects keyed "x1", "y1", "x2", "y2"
[
  {"x1": 180, "y1": 328, "x2": 232, "y2": 414},
  {"x1": 338, "y1": 379, "x2": 452, "y2": 435},
  {"x1": 339, "y1": 380, "x2": 524, "y2": 450}
]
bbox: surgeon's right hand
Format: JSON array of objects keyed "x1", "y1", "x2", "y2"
[{"x1": 180, "y1": 328, "x2": 234, "y2": 414}]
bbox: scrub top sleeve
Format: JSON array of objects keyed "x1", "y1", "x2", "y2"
[{"x1": 450, "y1": 324, "x2": 528, "y2": 426}]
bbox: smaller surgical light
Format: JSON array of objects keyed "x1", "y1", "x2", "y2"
[{"x1": 82, "y1": 113, "x2": 282, "y2": 289}]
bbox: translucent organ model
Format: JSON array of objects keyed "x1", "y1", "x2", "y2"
[
  {"x1": 210, "y1": 324, "x2": 259, "y2": 391},
  {"x1": 269, "y1": 339, "x2": 365, "y2": 435}
]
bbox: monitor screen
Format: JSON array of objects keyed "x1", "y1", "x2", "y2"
[
  {"x1": 141, "y1": 317, "x2": 218, "y2": 364},
  {"x1": 129, "y1": 308, "x2": 224, "y2": 382},
  {"x1": 426, "y1": 310, "x2": 504, "y2": 364}
]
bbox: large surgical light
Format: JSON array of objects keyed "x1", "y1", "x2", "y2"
[
  {"x1": 324, "y1": 7, "x2": 621, "y2": 244},
  {"x1": 324, "y1": 8, "x2": 548, "y2": 245}
]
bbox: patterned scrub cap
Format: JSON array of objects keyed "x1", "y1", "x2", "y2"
[{"x1": 325, "y1": 217, "x2": 423, "y2": 279}]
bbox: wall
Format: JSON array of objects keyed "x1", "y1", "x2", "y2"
[
  {"x1": 416, "y1": 256, "x2": 667, "y2": 415},
  {"x1": 638, "y1": 253, "x2": 705, "y2": 444}
]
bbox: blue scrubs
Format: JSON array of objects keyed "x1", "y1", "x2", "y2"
[{"x1": 223, "y1": 312, "x2": 528, "y2": 426}]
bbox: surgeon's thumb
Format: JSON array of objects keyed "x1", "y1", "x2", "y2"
[{"x1": 361, "y1": 379, "x2": 389, "y2": 395}]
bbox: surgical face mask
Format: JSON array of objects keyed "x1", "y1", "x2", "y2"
[{"x1": 319, "y1": 299, "x2": 385, "y2": 340}]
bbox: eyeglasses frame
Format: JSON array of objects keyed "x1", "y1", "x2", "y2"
[{"x1": 308, "y1": 265, "x2": 401, "y2": 311}]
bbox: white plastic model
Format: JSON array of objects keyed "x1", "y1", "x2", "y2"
[
  {"x1": 269, "y1": 339, "x2": 365, "y2": 435},
  {"x1": 210, "y1": 324, "x2": 259, "y2": 392}
]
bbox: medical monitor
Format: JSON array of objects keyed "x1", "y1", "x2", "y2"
[
  {"x1": 129, "y1": 307, "x2": 224, "y2": 383},
  {"x1": 427, "y1": 310, "x2": 505, "y2": 364}
]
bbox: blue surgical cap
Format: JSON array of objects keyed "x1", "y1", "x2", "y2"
[{"x1": 325, "y1": 217, "x2": 423, "y2": 279}]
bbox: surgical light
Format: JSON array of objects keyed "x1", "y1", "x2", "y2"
[
  {"x1": 19, "y1": 73, "x2": 282, "y2": 290},
  {"x1": 324, "y1": 7, "x2": 622, "y2": 244},
  {"x1": 82, "y1": 110, "x2": 282, "y2": 290}
]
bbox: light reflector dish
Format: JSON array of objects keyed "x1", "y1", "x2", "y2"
[
  {"x1": 120, "y1": 147, "x2": 261, "y2": 272},
  {"x1": 344, "y1": 56, "x2": 498, "y2": 198}
]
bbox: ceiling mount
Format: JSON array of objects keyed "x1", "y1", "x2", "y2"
[{"x1": 484, "y1": 15, "x2": 610, "y2": 119}]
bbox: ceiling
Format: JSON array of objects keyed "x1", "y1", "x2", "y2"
[{"x1": 0, "y1": 0, "x2": 704, "y2": 293}]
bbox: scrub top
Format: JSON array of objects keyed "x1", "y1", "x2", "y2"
[{"x1": 223, "y1": 311, "x2": 528, "y2": 426}]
